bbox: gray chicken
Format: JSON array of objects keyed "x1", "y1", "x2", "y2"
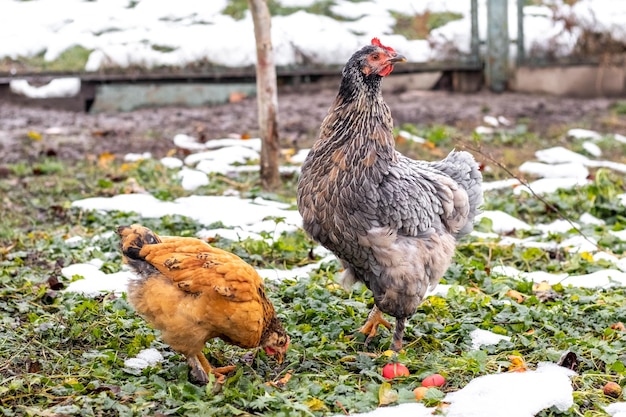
[{"x1": 297, "y1": 38, "x2": 483, "y2": 351}]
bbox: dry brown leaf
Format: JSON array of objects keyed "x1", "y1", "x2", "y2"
[
  {"x1": 506, "y1": 289, "x2": 525, "y2": 303},
  {"x1": 378, "y1": 381, "x2": 399, "y2": 406},
  {"x1": 98, "y1": 152, "x2": 116, "y2": 168},
  {"x1": 267, "y1": 370, "x2": 293, "y2": 388},
  {"x1": 532, "y1": 281, "x2": 552, "y2": 292}
]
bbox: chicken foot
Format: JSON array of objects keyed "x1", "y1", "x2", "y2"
[
  {"x1": 358, "y1": 305, "x2": 392, "y2": 345},
  {"x1": 188, "y1": 353, "x2": 236, "y2": 385}
]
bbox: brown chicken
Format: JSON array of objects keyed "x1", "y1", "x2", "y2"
[
  {"x1": 297, "y1": 38, "x2": 483, "y2": 351},
  {"x1": 117, "y1": 224, "x2": 289, "y2": 384}
]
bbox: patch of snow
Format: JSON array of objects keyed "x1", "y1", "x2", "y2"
[
  {"x1": 124, "y1": 152, "x2": 152, "y2": 162},
  {"x1": 290, "y1": 149, "x2": 310, "y2": 164},
  {"x1": 535, "y1": 146, "x2": 589, "y2": 164},
  {"x1": 197, "y1": 228, "x2": 265, "y2": 243},
  {"x1": 470, "y1": 329, "x2": 511, "y2": 350},
  {"x1": 397, "y1": 130, "x2": 426, "y2": 143},
  {"x1": 582, "y1": 141, "x2": 602, "y2": 157},
  {"x1": 579, "y1": 212, "x2": 605, "y2": 226},
  {"x1": 204, "y1": 138, "x2": 262, "y2": 152},
  {"x1": 160, "y1": 156, "x2": 184, "y2": 169},
  {"x1": 444, "y1": 362, "x2": 575, "y2": 417},
  {"x1": 474, "y1": 126, "x2": 494, "y2": 135},
  {"x1": 567, "y1": 128, "x2": 602, "y2": 140},
  {"x1": 10, "y1": 77, "x2": 81, "y2": 98},
  {"x1": 513, "y1": 177, "x2": 590, "y2": 195},
  {"x1": 124, "y1": 348, "x2": 164, "y2": 370},
  {"x1": 71, "y1": 194, "x2": 301, "y2": 232},
  {"x1": 585, "y1": 160, "x2": 626, "y2": 174},
  {"x1": 64, "y1": 236, "x2": 84, "y2": 248},
  {"x1": 476, "y1": 211, "x2": 531, "y2": 234},
  {"x1": 173, "y1": 133, "x2": 206, "y2": 151},
  {"x1": 187, "y1": 146, "x2": 260, "y2": 175},
  {"x1": 535, "y1": 219, "x2": 579, "y2": 235},
  {"x1": 483, "y1": 115, "x2": 499, "y2": 127},
  {"x1": 62, "y1": 263, "x2": 132, "y2": 296},
  {"x1": 605, "y1": 402, "x2": 626, "y2": 417},
  {"x1": 518, "y1": 161, "x2": 588, "y2": 179},
  {"x1": 558, "y1": 235, "x2": 598, "y2": 253},
  {"x1": 177, "y1": 167, "x2": 209, "y2": 191},
  {"x1": 481, "y1": 178, "x2": 521, "y2": 192},
  {"x1": 611, "y1": 230, "x2": 626, "y2": 241},
  {"x1": 560, "y1": 269, "x2": 626, "y2": 288}
]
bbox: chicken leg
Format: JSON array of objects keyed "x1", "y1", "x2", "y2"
[
  {"x1": 188, "y1": 353, "x2": 236, "y2": 385},
  {"x1": 359, "y1": 306, "x2": 392, "y2": 344},
  {"x1": 391, "y1": 317, "x2": 407, "y2": 352}
]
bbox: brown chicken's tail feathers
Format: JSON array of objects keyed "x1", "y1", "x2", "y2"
[
  {"x1": 116, "y1": 224, "x2": 162, "y2": 260},
  {"x1": 432, "y1": 150, "x2": 484, "y2": 237}
]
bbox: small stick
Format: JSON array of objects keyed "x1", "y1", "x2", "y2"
[
  {"x1": 460, "y1": 141, "x2": 605, "y2": 253},
  {"x1": 335, "y1": 400, "x2": 349, "y2": 415}
]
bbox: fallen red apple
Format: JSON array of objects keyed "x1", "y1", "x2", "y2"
[
  {"x1": 603, "y1": 381, "x2": 622, "y2": 398},
  {"x1": 422, "y1": 373, "x2": 446, "y2": 388},
  {"x1": 382, "y1": 363, "x2": 410, "y2": 379}
]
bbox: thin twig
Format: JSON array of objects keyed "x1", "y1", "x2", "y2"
[
  {"x1": 335, "y1": 400, "x2": 349, "y2": 415},
  {"x1": 459, "y1": 141, "x2": 605, "y2": 253}
]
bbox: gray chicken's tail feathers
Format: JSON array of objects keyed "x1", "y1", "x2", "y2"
[{"x1": 432, "y1": 150, "x2": 484, "y2": 238}]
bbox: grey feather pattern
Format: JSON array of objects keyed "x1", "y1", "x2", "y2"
[{"x1": 297, "y1": 42, "x2": 483, "y2": 322}]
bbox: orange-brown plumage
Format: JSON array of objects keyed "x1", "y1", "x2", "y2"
[{"x1": 117, "y1": 224, "x2": 289, "y2": 384}]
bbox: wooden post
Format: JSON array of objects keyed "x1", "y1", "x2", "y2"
[
  {"x1": 486, "y1": 0, "x2": 509, "y2": 92},
  {"x1": 248, "y1": 0, "x2": 281, "y2": 191}
]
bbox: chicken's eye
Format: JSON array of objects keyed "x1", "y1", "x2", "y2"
[{"x1": 371, "y1": 53, "x2": 380, "y2": 60}]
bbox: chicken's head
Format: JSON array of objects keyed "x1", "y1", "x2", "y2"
[
  {"x1": 357, "y1": 38, "x2": 407, "y2": 78},
  {"x1": 261, "y1": 317, "x2": 290, "y2": 363}
]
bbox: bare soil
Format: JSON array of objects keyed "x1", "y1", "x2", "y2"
[{"x1": 0, "y1": 85, "x2": 622, "y2": 164}]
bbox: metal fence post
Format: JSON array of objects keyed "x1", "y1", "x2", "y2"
[
  {"x1": 470, "y1": 0, "x2": 479, "y2": 65},
  {"x1": 517, "y1": 0, "x2": 525, "y2": 65},
  {"x1": 486, "y1": 0, "x2": 509, "y2": 92}
]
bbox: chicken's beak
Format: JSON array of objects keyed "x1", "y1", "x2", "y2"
[
  {"x1": 276, "y1": 351, "x2": 284, "y2": 364},
  {"x1": 389, "y1": 54, "x2": 407, "y2": 64}
]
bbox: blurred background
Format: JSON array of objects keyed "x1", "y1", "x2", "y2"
[{"x1": 1, "y1": 0, "x2": 624, "y2": 112}]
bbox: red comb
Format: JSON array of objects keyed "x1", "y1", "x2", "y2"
[{"x1": 371, "y1": 37, "x2": 396, "y2": 53}]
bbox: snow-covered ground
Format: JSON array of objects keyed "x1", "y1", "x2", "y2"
[
  {"x1": 2, "y1": 0, "x2": 625, "y2": 75},
  {"x1": 63, "y1": 125, "x2": 626, "y2": 417}
]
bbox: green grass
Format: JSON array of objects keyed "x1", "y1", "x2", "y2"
[
  {"x1": 1, "y1": 125, "x2": 626, "y2": 416},
  {"x1": 0, "y1": 45, "x2": 92, "y2": 73}
]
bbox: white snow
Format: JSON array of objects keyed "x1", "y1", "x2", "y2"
[
  {"x1": 475, "y1": 210, "x2": 531, "y2": 234},
  {"x1": 444, "y1": 363, "x2": 575, "y2": 417},
  {"x1": 567, "y1": 128, "x2": 603, "y2": 141},
  {"x1": 2, "y1": 0, "x2": 624, "y2": 71},
  {"x1": 9, "y1": 77, "x2": 81, "y2": 99},
  {"x1": 518, "y1": 161, "x2": 588, "y2": 180},
  {"x1": 582, "y1": 141, "x2": 602, "y2": 157},
  {"x1": 177, "y1": 167, "x2": 209, "y2": 191},
  {"x1": 470, "y1": 329, "x2": 511, "y2": 351},
  {"x1": 124, "y1": 348, "x2": 164, "y2": 370}
]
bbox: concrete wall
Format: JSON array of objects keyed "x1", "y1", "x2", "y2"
[{"x1": 510, "y1": 65, "x2": 626, "y2": 97}]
